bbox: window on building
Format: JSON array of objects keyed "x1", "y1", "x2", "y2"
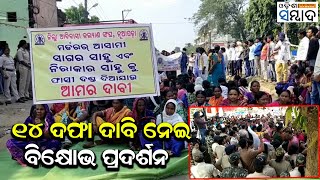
[{"x1": 7, "y1": 12, "x2": 17, "y2": 22}]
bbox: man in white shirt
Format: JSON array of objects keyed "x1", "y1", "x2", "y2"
[
  {"x1": 272, "y1": 33, "x2": 291, "y2": 83},
  {"x1": 229, "y1": 43, "x2": 236, "y2": 76},
  {"x1": 248, "y1": 40, "x2": 256, "y2": 76},
  {"x1": 191, "y1": 150, "x2": 220, "y2": 178},
  {"x1": 193, "y1": 47, "x2": 201, "y2": 78},
  {"x1": 235, "y1": 41, "x2": 243, "y2": 76},
  {"x1": 296, "y1": 29, "x2": 309, "y2": 68},
  {"x1": 201, "y1": 50, "x2": 209, "y2": 80},
  {"x1": 221, "y1": 47, "x2": 228, "y2": 76}
]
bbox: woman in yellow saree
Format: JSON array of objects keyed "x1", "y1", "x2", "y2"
[{"x1": 83, "y1": 99, "x2": 132, "y2": 148}]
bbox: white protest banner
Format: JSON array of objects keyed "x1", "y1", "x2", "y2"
[
  {"x1": 28, "y1": 24, "x2": 160, "y2": 104},
  {"x1": 156, "y1": 52, "x2": 181, "y2": 71}
]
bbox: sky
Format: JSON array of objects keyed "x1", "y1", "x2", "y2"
[{"x1": 57, "y1": 0, "x2": 201, "y2": 51}]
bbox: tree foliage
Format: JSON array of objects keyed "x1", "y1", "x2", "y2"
[
  {"x1": 184, "y1": 43, "x2": 197, "y2": 55},
  {"x1": 245, "y1": 0, "x2": 320, "y2": 43},
  {"x1": 285, "y1": 106, "x2": 318, "y2": 176},
  {"x1": 193, "y1": 0, "x2": 248, "y2": 40},
  {"x1": 65, "y1": 4, "x2": 100, "y2": 24},
  {"x1": 245, "y1": 0, "x2": 279, "y2": 38}
]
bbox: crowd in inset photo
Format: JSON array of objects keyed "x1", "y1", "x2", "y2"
[{"x1": 190, "y1": 111, "x2": 309, "y2": 178}]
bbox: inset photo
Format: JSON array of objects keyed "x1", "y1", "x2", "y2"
[{"x1": 189, "y1": 106, "x2": 319, "y2": 179}]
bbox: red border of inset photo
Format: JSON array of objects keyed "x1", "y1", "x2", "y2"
[{"x1": 188, "y1": 105, "x2": 320, "y2": 179}]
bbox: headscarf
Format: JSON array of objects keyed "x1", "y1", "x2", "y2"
[
  {"x1": 157, "y1": 99, "x2": 183, "y2": 125},
  {"x1": 132, "y1": 98, "x2": 154, "y2": 129},
  {"x1": 195, "y1": 77, "x2": 203, "y2": 86},
  {"x1": 25, "y1": 104, "x2": 54, "y2": 132}
]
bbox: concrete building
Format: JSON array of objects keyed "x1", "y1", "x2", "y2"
[
  {"x1": 195, "y1": 29, "x2": 236, "y2": 49},
  {"x1": 0, "y1": 0, "x2": 29, "y2": 53},
  {"x1": 0, "y1": 0, "x2": 65, "y2": 55}
]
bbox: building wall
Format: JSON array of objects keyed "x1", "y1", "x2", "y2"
[
  {"x1": 0, "y1": 0, "x2": 29, "y2": 56},
  {"x1": 33, "y1": 0, "x2": 58, "y2": 28}
]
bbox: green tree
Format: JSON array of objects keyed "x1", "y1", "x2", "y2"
[
  {"x1": 245, "y1": 0, "x2": 319, "y2": 42},
  {"x1": 184, "y1": 43, "x2": 197, "y2": 55},
  {"x1": 193, "y1": 0, "x2": 248, "y2": 40},
  {"x1": 65, "y1": 4, "x2": 100, "y2": 24},
  {"x1": 285, "y1": 106, "x2": 318, "y2": 176},
  {"x1": 245, "y1": 0, "x2": 279, "y2": 38}
]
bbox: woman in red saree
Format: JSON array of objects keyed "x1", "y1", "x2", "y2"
[
  {"x1": 220, "y1": 87, "x2": 247, "y2": 106},
  {"x1": 268, "y1": 90, "x2": 292, "y2": 106},
  {"x1": 83, "y1": 99, "x2": 132, "y2": 148}
]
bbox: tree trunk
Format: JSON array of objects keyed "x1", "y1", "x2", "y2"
[{"x1": 305, "y1": 108, "x2": 318, "y2": 176}]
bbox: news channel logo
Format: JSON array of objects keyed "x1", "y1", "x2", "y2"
[{"x1": 277, "y1": 2, "x2": 318, "y2": 23}]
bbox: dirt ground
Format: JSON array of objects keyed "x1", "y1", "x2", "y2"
[{"x1": 0, "y1": 98, "x2": 33, "y2": 150}]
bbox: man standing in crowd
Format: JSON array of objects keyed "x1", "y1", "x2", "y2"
[
  {"x1": 260, "y1": 37, "x2": 269, "y2": 81},
  {"x1": 229, "y1": 43, "x2": 236, "y2": 76},
  {"x1": 306, "y1": 26, "x2": 319, "y2": 67},
  {"x1": 242, "y1": 41, "x2": 250, "y2": 77},
  {"x1": 273, "y1": 33, "x2": 291, "y2": 83},
  {"x1": 296, "y1": 29, "x2": 309, "y2": 68},
  {"x1": 193, "y1": 47, "x2": 201, "y2": 77},
  {"x1": 239, "y1": 136, "x2": 264, "y2": 174},
  {"x1": 0, "y1": 47, "x2": 24, "y2": 105},
  {"x1": 199, "y1": 47, "x2": 209, "y2": 80},
  {"x1": 267, "y1": 36, "x2": 276, "y2": 82},
  {"x1": 248, "y1": 40, "x2": 256, "y2": 77},
  {"x1": 221, "y1": 47, "x2": 228, "y2": 76},
  {"x1": 235, "y1": 41, "x2": 243, "y2": 76},
  {"x1": 181, "y1": 48, "x2": 188, "y2": 74},
  {"x1": 16, "y1": 40, "x2": 32, "y2": 101},
  {"x1": 254, "y1": 38, "x2": 262, "y2": 76}
]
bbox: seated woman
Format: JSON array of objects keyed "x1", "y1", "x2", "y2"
[
  {"x1": 155, "y1": 89, "x2": 187, "y2": 123},
  {"x1": 54, "y1": 102, "x2": 88, "y2": 148},
  {"x1": 83, "y1": 99, "x2": 132, "y2": 148},
  {"x1": 156, "y1": 99, "x2": 185, "y2": 157},
  {"x1": 132, "y1": 98, "x2": 162, "y2": 150},
  {"x1": 208, "y1": 86, "x2": 224, "y2": 106},
  {"x1": 220, "y1": 87, "x2": 247, "y2": 106},
  {"x1": 7, "y1": 104, "x2": 61, "y2": 166},
  {"x1": 50, "y1": 103, "x2": 65, "y2": 115},
  {"x1": 248, "y1": 91, "x2": 272, "y2": 106},
  {"x1": 190, "y1": 90, "x2": 210, "y2": 107},
  {"x1": 268, "y1": 90, "x2": 292, "y2": 106},
  {"x1": 88, "y1": 100, "x2": 111, "y2": 116}
]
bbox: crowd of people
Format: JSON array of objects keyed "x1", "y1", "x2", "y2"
[
  {"x1": 190, "y1": 112, "x2": 308, "y2": 178},
  {"x1": 176, "y1": 26, "x2": 320, "y2": 105},
  {"x1": 1, "y1": 27, "x2": 319, "y2": 179},
  {"x1": 6, "y1": 98, "x2": 189, "y2": 166}
]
